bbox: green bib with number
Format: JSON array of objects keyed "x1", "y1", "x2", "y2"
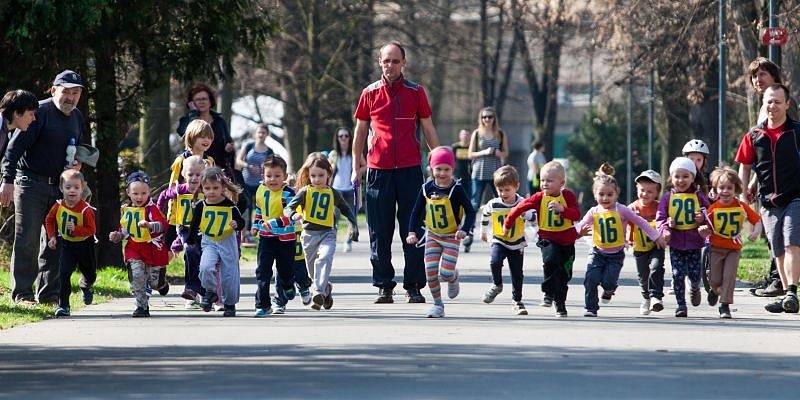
[
  {"x1": 712, "y1": 206, "x2": 744, "y2": 239},
  {"x1": 538, "y1": 193, "x2": 573, "y2": 232},
  {"x1": 592, "y1": 210, "x2": 624, "y2": 249},
  {"x1": 492, "y1": 208, "x2": 524, "y2": 241},
  {"x1": 632, "y1": 220, "x2": 657, "y2": 252},
  {"x1": 199, "y1": 205, "x2": 234, "y2": 239},
  {"x1": 120, "y1": 207, "x2": 152, "y2": 243},
  {"x1": 668, "y1": 192, "x2": 699, "y2": 230},
  {"x1": 56, "y1": 203, "x2": 87, "y2": 242},
  {"x1": 304, "y1": 187, "x2": 335, "y2": 227},
  {"x1": 175, "y1": 193, "x2": 203, "y2": 226}
]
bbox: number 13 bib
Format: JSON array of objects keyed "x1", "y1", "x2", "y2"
[{"x1": 538, "y1": 194, "x2": 573, "y2": 232}]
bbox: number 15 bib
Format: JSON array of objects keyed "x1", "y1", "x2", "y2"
[{"x1": 56, "y1": 204, "x2": 86, "y2": 242}]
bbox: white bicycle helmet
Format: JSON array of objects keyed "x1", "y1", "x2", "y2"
[{"x1": 682, "y1": 139, "x2": 710, "y2": 155}]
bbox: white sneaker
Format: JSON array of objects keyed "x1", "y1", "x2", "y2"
[
  {"x1": 482, "y1": 285, "x2": 503, "y2": 303},
  {"x1": 184, "y1": 299, "x2": 200, "y2": 310},
  {"x1": 272, "y1": 305, "x2": 286, "y2": 314},
  {"x1": 583, "y1": 309, "x2": 597, "y2": 317},
  {"x1": 447, "y1": 271, "x2": 460, "y2": 299},
  {"x1": 213, "y1": 303, "x2": 225, "y2": 312},
  {"x1": 344, "y1": 241, "x2": 352, "y2": 253},
  {"x1": 427, "y1": 304, "x2": 445, "y2": 318},
  {"x1": 640, "y1": 298, "x2": 651, "y2": 315},
  {"x1": 513, "y1": 301, "x2": 528, "y2": 315}
]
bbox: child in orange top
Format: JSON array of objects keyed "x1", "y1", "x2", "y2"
[
  {"x1": 627, "y1": 170, "x2": 665, "y2": 315},
  {"x1": 45, "y1": 170, "x2": 96, "y2": 317},
  {"x1": 699, "y1": 167, "x2": 762, "y2": 318}
]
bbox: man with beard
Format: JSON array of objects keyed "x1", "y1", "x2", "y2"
[{"x1": 0, "y1": 70, "x2": 85, "y2": 305}]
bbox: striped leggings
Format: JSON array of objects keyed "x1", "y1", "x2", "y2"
[{"x1": 425, "y1": 232, "x2": 461, "y2": 305}]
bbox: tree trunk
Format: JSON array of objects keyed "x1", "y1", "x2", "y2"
[
  {"x1": 94, "y1": 44, "x2": 124, "y2": 268},
  {"x1": 139, "y1": 75, "x2": 171, "y2": 186},
  {"x1": 732, "y1": 0, "x2": 761, "y2": 127},
  {"x1": 218, "y1": 56, "x2": 235, "y2": 133},
  {"x1": 427, "y1": 0, "x2": 453, "y2": 122}
]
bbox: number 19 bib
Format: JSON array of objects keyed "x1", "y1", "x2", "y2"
[
  {"x1": 592, "y1": 210, "x2": 624, "y2": 249},
  {"x1": 712, "y1": 206, "x2": 744, "y2": 239},
  {"x1": 492, "y1": 208, "x2": 524, "y2": 241},
  {"x1": 56, "y1": 205, "x2": 86, "y2": 242},
  {"x1": 538, "y1": 194, "x2": 573, "y2": 232},
  {"x1": 668, "y1": 193, "x2": 699, "y2": 230},
  {"x1": 304, "y1": 187, "x2": 335, "y2": 227},
  {"x1": 120, "y1": 207, "x2": 152, "y2": 243},
  {"x1": 199, "y1": 205, "x2": 234, "y2": 239}
]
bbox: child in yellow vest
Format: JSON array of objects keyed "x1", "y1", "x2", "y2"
[
  {"x1": 407, "y1": 147, "x2": 475, "y2": 318},
  {"x1": 45, "y1": 170, "x2": 96, "y2": 317},
  {"x1": 575, "y1": 164, "x2": 666, "y2": 317},
  {"x1": 627, "y1": 170, "x2": 665, "y2": 315}
]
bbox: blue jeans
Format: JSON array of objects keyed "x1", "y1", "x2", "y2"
[
  {"x1": 366, "y1": 167, "x2": 425, "y2": 291},
  {"x1": 583, "y1": 248, "x2": 625, "y2": 312},
  {"x1": 490, "y1": 244, "x2": 524, "y2": 302},
  {"x1": 471, "y1": 179, "x2": 497, "y2": 211},
  {"x1": 10, "y1": 172, "x2": 62, "y2": 302}
]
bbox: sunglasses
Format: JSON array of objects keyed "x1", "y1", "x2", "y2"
[
  {"x1": 481, "y1": 115, "x2": 495, "y2": 120},
  {"x1": 338, "y1": 134, "x2": 349, "y2": 139}
]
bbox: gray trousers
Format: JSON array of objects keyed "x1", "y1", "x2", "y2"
[
  {"x1": 10, "y1": 174, "x2": 61, "y2": 302},
  {"x1": 128, "y1": 260, "x2": 162, "y2": 309},
  {"x1": 199, "y1": 234, "x2": 240, "y2": 306},
  {"x1": 302, "y1": 229, "x2": 336, "y2": 296}
]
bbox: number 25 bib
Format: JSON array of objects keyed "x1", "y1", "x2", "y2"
[{"x1": 712, "y1": 206, "x2": 744, "y2": 239}]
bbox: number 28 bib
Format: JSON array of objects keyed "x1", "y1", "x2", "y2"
[{"x1": 668, "y1": 193, "x2": 699, "y2": 230}]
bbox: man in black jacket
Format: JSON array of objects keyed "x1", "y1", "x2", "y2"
[
  {"x1": 737, "y1": 84, "x2": 800, "y2": 314},
  {"x1": 0, "y1": 71, "x2": 85, "y2": 304}
]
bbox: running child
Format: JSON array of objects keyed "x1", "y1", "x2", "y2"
[
  {"x1": 186, "y1": 167, "x2": 245, "y2": 317},
  {"x1": 407, "y1": 146, "x2": 475, "y2": 318},
  {"x1": 656, "y1": 157, "x2": 711, "y2": 317},
  {"x1": 575, "y1": 164, "x2": 665, "y2": 317},
  {"x1": 250, "y1": 155, "x2": 300, "y2": 317},
  {"x1": 480, "y1": 165, "x2": 531, "y2": 315},
  {"x1": 109, "y1": 171, "x2": 169, "y2": 317},
  {"x1": 504, "y1": 161, "x2": 580, "y2": 317},
  {"x1": 701, "y1": 167, "x2": 762, "y2": 318},
  {"x1": 627, "y1": 170, "x2": 666, "y2": 314},
  {"x1": 273, "y1": 173, "x2": 314, "y2": 311},
  {"x1": 45, "y1": 170, "x2": 96, "y2": 317},
  {"x1": 156, "y1": 155, "x2": 207, "y2": 309},
  {"x1": 283, "y1": 153, "x2": 358, "y2": 310}
]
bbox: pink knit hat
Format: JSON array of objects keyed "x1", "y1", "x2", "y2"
[{"x1": 429, "y1": 146, "x2": 455, "y2": 168}]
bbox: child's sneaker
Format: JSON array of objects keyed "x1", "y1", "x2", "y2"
[
  {"x1": 132, "y1": 307, "x2": 150, "y2": 317},
  {"x1": 300, "y1": 288, "x2": 312, "y2": 305},
  {"x1": 640, "y1": 298, "x2": 651, "y2": 315},
  {"x1": 426, "y1": 304, "x2": 445, "y2": 318},
  {"x1": 554, "y1": 301, "x2": 568, "y2": 317},
  {"x1": 214, "y1": 302, "x2": 225, "y2": 312},
  {"x1": 311, "y1": 293, "x2": 324, "y2": 310},
  {"x1": 541, "y1": 294, "x2": 553, "y2": 308},
  {"x1": 82, "y1": 288, "x2": 94, "y2": 305},
  {"x1": 344, "y1": 241, "x2": 352, "y2": 253},
  {"x1": 253, "y1": 308, "x2": 271, "y2": 318},
  {"x1": 181, "y1": 289, "x2": 198, "y2": 301},
  {"x1": 157, "y1": 282, "x2": 170, "y2": 296},
  {"x1": 200, "y1": 291, "x2": 219, "y2": 312},
  {"x1": 675, "y1": 306, "x2": 688, "y2": 317},
  {"x1": 690, "y1": 288, "x2": 701, "y2": 307},
  {"x1": 707, "y1": 289, "x2": 719, "y2": 306},
  {"x1": 281, "y1": 285, "x2": 296, "y2": 301},
  {"x1": 54, "y1": 307, "x2": 70, "y2": 317},
  {"x1": 765, "y1": 296, "x2": 786, "y2": 313},
  {"x1": 447, "y1": 271, "x2": 460, "y2": 299},
  {"x1": 783, "y1": 292, "x2": 799, "y2": 313},
  {"x1": 601, "y1": 290, "x2": 614, "y2": 304},
  {"x1": 323, "y1": 294, "x2": 334, "y2": 310},
  {"x1": 272, "y1": 305, "x2": 285, "y2": 314},
  {"x1": 719, "y1": 303, "x2": 732, "y2": 319},
  {"x1": 583, "y1": 309, "x2": 597, "y2": 317},
  {"x1": 223, "y1": 305, "x2": 236, "y2": 317},
  {"x1": 650, "y1": 297, "x2": 664, "y2": 312},
  {"x1": 513, "y1": 301, "x2": 528, "y2": 315},
  {"x1": 482, "y1": 284, "x2": 503, "y2": 303},
  {"x1": 184, "y1": 299, "x2": 200, "y2": 310}
]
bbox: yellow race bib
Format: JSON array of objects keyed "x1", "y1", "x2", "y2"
[
  {"x1": 455, "y1": 147, "x2": 469, "y2": 160},
  {"x1": 711, "y1": 206, "x2": 744, "y2": 239},
  {"x1": 255, "y1": 184, "x2": 286, "y2": 219},
  {"x1": 592, "y1": 210, "x2": 624, "y2": 249},
  {"x1": 294, "y1": 238, "x2": 305, "y2": 261},
  {"x1": 199, "y1": 205, "x2": 234, "y2": 239},
  {"x1": 632, "y1": 220, "x2": 657, "y2": 252},
  {"x1": 424, "y1": 196, "x2": 458, "y2": 234},
  {"x1": 538, "y1": 194, "x2": 573, "y2": 232},
  {"x1": 174, "y1": 193, "x2": 203, "y2": 226},
  {"x1": 304, "y1": 187, "x2": 335, "y2": 227},
  {"x1": 56, "y1": 204, "x2": 86, "y2": 242},
  {"x1": 120, "y1": 207, "x2": 152, "y2": 243},
  {"x1": 492, "y1": 208, "x2": 524, "y2": 242},
  {"x1": 668, "y1": 193, "x2": 700, "y2": 230}
]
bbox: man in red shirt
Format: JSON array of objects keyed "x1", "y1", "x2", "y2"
[
  {"x1": 736, "y1": 84, "x2": 800, "y2": 314},
  {"x1": 351, "y1": 42, "x2": 440, "y2": 304}
]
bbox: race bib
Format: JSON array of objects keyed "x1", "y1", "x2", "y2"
[
  {"x1": 492, "y1": 208, "x2": 524, "y2": 241},
  {"x1": 425, "y1": 196, "x2": 458, "y2": 235},
  {"x1": 455, "y1": 147, "x2": 470, "y2": 160},
  {"x1": 538, "y1": 194, "x2": 573, "y2": 232},
  {"x1": 294, "y1": 238, "x2": 305, "y2": 261},
  {"x1": 668, "y1": 193, "x2": 700, "y2": 230},
  {"x1": 632, "y1": 220, "x2": 657, "y2": 252},
  {"x1": 592, "y1": 210, "x2": 624, "y2": 249},
  {"x1": 175, "y1": 193, "x2": 203, "y2": 226},
  {"x1": 255, "y1": 185, "x2": 285, "y2": 219},
  {"x1": 199, "y1": 206, "x2": 234, "y2": 239},
  {"x1": 712, "y1": 206, "x2": 744, "y2": 239},
  {"x1": 56, "y1": 205, "x2": 86, "y2": 242},
  {"x1": 120, "y1": 207, "x2": 152, "y2": 243},
  {"x1": 304, "y1": 187, "x2": 335, "y2": 227}
]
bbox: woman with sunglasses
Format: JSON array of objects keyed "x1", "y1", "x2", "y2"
[
  {"x1": 329, "y1": 127, "x2": 364, "y2": 252},
  {"x1": 468, "y1": 107, "x2": 507, "y2": 212}
]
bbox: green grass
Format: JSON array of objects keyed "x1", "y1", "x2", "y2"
[
  {"x1": 0, "y1": 266, "x2": 130, "y2": 330},
  {"x1": 736, "y1": 240, "x2": 772, "y2": 284}
]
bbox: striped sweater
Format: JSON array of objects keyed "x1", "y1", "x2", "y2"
[{"x1": 480, "y1": 194, "x2": 528, "y2": 250}]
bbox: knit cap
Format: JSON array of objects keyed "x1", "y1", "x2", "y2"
[
  {"x1": 429, "y1": 146, "x2": 455, "y2": 168},
  {"x1": 669, "y1": 157, "x2": 697, "y2": 177}
]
